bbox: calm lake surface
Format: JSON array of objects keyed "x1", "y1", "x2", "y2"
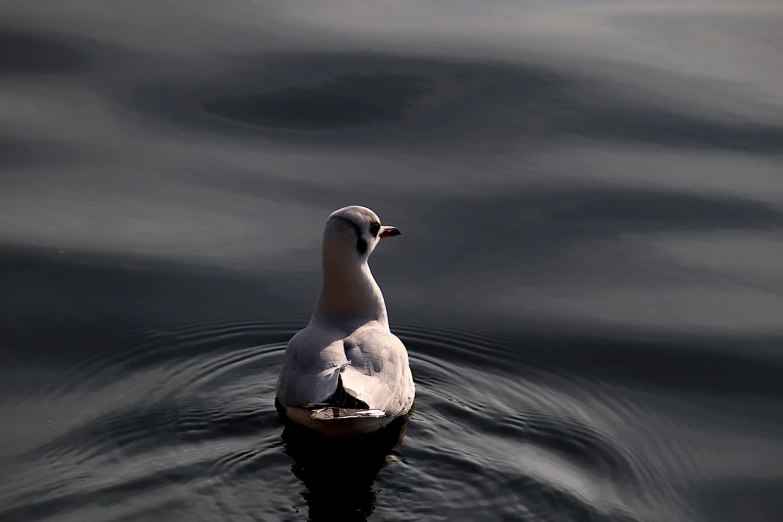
[{"x1": 2, "y1": 1, "x2": 783, "y2": 521}]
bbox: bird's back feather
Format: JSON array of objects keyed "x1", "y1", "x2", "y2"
[{"x1": 277, "y1": 322, "x2": 414, "y2": 418}]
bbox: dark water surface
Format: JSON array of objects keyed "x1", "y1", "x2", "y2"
[{"x1": 2, "y1": 1, "x2": 783, "y2": 521}]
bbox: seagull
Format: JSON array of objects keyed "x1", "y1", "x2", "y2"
[{"x1": 276, "y1": 205, "x2": 415, "y2": 436}]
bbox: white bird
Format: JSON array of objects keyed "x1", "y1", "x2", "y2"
[{"x1": 276, "y1": 205, "x2": 415, "y2": 436}]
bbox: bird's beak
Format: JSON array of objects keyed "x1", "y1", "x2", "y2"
[{"x1": 379, "y1": 226, "x2": 401, "y2": 239}]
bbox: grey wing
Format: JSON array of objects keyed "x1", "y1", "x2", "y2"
[
  {"x1": 339, "y1": 329, "x2": 415, "y2": 417},
  {"x1": 276, "y1": 326, "x2": 349, "y2": 407}
]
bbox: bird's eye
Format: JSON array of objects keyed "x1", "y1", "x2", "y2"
[{"x1": 369, "y1": 222, "x2": 381, "y2": 236}]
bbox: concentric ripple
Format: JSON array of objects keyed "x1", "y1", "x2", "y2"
[{"x1": 1, "y1": 318, "x2": 782, "y2": 522}]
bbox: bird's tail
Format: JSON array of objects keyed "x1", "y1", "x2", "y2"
[
  {"x1": 309, "y1": 407, "x2": 387, "y2": 420},
  {"x1": 305, "y1": 374, "x2": 388, "y2": 421}
]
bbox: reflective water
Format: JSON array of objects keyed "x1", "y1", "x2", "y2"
[{"x1": 1, "y1": 1, "x2": 783, "y2": 521}]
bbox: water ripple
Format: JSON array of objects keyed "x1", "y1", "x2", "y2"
[{"x1": 1, "y1": 318, "x2": 782, "y2": 522}]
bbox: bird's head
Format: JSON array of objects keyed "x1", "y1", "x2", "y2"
[{"x1": 322, "y1": 205, "x2": 400, "y2": 263}]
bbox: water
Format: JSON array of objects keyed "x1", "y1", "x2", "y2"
[{"x1": 2, "y1": 1, "x2": 783, "y2": 521}]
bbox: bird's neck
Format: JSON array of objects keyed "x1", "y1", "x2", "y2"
[{"x1": 312, "y1": 258, "x2": 389, "y2": 329}]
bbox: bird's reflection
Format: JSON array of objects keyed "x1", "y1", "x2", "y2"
[{"x1": 277, "y1": 401, "x2": 413, "y2": 521}]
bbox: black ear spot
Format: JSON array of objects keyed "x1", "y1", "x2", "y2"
[{"x1": 356, "y1": 238, "x2": 368, "y2": 255}]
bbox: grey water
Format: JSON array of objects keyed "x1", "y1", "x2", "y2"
[{"x1": 2, "y1": 1, "x2": 783, "y2": 521}]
